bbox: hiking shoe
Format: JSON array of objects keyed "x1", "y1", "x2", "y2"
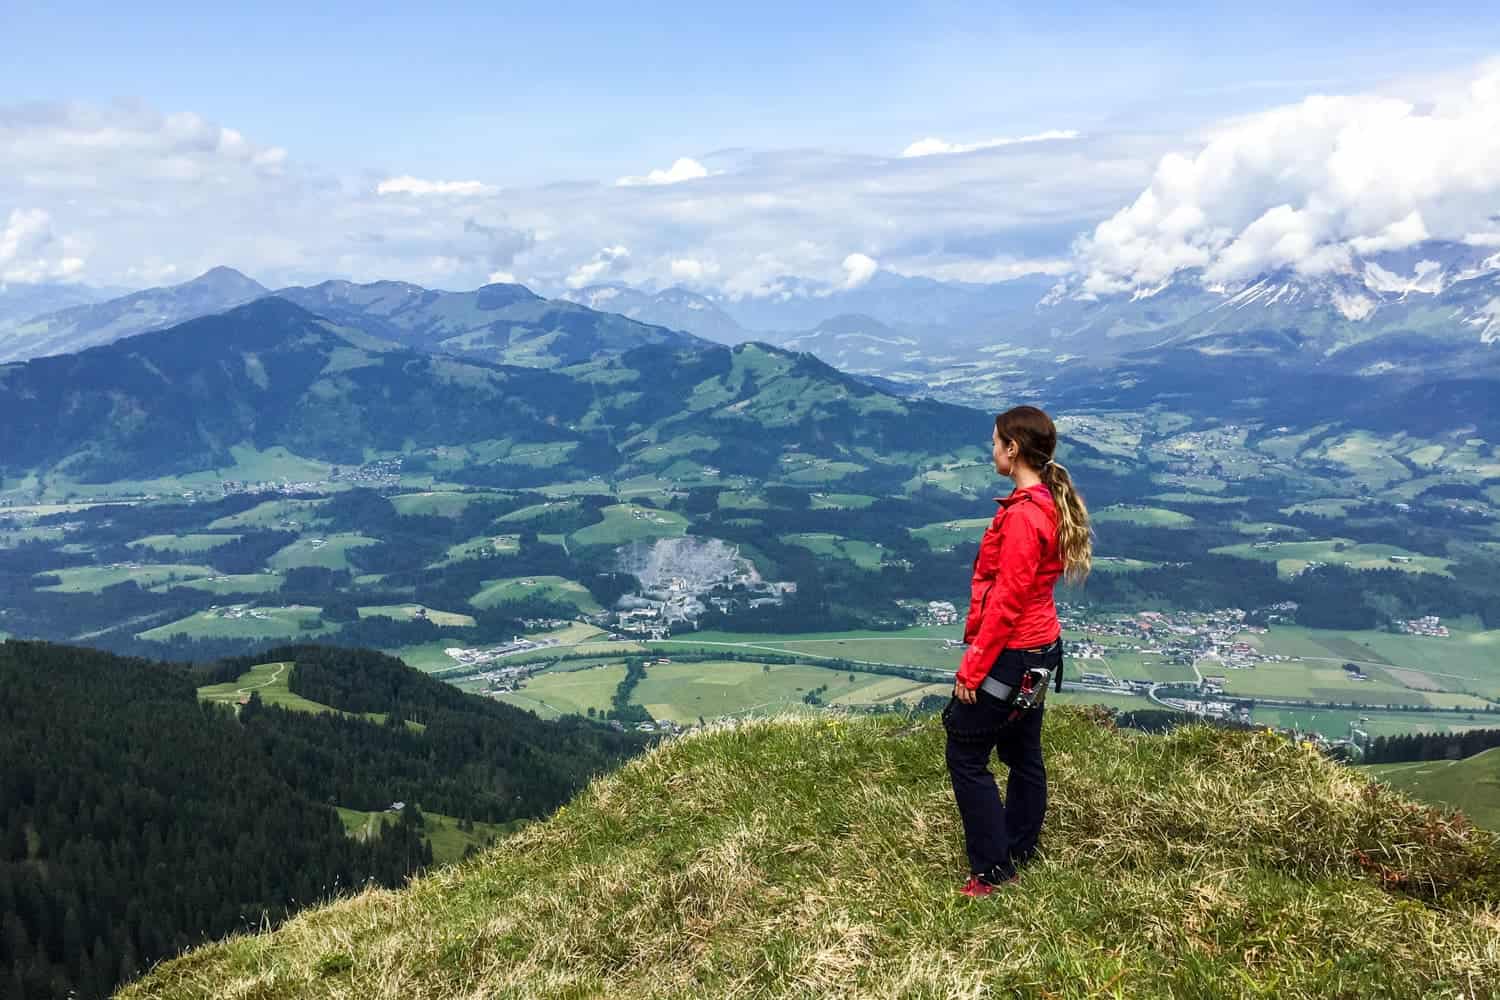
[{"x1": 959, "y1": 876, "x2": 993, "y2": 898}]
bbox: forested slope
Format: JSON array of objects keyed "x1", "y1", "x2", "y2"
[{"x1": 0, "y1": 641, "x2": 641, "y2": 1000}]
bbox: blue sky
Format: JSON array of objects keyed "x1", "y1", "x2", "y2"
[{"x1": 2, "y1": 3, "x2": 1500, "y2": 294}]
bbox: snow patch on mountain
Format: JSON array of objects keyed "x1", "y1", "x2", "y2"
[{"x1": 1468, "y1": 297, "x2": 1500, "y2": 344}]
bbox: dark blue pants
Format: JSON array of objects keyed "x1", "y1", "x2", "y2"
[{"x1": 944, "y1": 644, "x2": 1057, "y2": 879}]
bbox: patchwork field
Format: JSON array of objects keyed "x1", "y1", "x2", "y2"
[
  {"x1": 496, "y1": 664, "x2": 628, "y2": 719},
  {"x1": 631, "y1": 661, "x2": 901, "y2": 723},
  {"x1": 1249, "y1": 624, "x2": 1500, "y2": 699},
  {"x1": 1209, "y1": 538, "x2": 1453, "y2": 579}
]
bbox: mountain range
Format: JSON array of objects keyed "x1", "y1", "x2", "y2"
[
  {"x1": 0, "y1": 296, "x2": 978, "y2": 487},
  {"x1": 2, "y1": 241, "x2": 1497, "y2": 454}
]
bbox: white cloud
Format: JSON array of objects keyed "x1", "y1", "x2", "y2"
[
  {"x1": 0, "y1": 208, "x2": 85, "y2": 282},
  {"x1": 1076, "y1": 63, "x2": 1500, "y2": 295},
  {"x1": 486, "y1": 270, "x2": 518, "y2": 284},
  {"x1": 888, "y1": 256, "x2": 1072, "y2": 283},
  {"x1": 900, "y1": 130, "x2": 1081, "y2": 158},
  {"x1": 615, "y1": 157, "x2": 710, "y2": 187},
  {"x1": 0, "y1": 99, "x2": 1149, "y2": 295},
  {"x1": 840, "y1": 252, "x2": 878, "y2": 289},
  {"x1": 376, "y1": 175, "x2": 498, "y2": 197},
  {"x1": 669, "y1": 257, "x2": 719, "y2": 281},
  {"x1": 565, "y1": 245, "x2": 631, "y2": 289}
]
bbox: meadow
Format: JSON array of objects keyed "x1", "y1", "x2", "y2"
[
  {"x1": 139, "y1": 605, "x2": 331, "y2": 641},
  {"x1": 1361, "y1": 748, "x2": 1500, "y2": 830}
]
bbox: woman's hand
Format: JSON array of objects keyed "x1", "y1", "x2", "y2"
[{"x1": 954, "y1": 681, "x2": 977, "y2": 704}]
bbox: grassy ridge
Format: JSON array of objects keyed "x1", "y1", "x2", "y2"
[
  {"x1": 1364, "y1": 748, "x2": 1500, "y2": 831},
  {"x1": 124, "y1": 707, "x2": 1500, "y2": 999}
]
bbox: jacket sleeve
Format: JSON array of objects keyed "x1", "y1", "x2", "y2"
[{"x1": 956, "y1": 507, "x2": 1043, "y2": 688}]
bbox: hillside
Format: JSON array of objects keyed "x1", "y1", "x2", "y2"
[
  {"x1": 124, "y1": 707, "x2": 1500, "y2": 999},
  {"x1": 0, "y1": 640, "x2": 641, "y2": 1000},
  {"x1": 1364, "y1": 748, "x2": 1500, "y2": 832},
  {"x1": 0, "y1": 267, "x2": 268, "y2": 363}
]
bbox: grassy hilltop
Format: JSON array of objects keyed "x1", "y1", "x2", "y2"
[{"x1": 124, "y1": 708, "x2": 1500, "y2": 999}]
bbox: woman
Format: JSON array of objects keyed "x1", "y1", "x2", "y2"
[{"x1": 945, "y1": 404, "x2": 1091, "y2": 896}]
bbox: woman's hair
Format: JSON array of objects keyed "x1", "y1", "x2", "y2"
[{"x1": 994, "y1": 405, "x2": 1092, "y2": 584}]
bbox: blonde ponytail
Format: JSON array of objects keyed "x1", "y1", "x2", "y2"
[{"x1": 1041, "y1": 459, "x2": 1092, "y2": 584}]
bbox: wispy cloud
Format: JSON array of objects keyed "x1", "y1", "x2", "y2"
[
  {"x1": 900, "y1": 130, "x2": 1081, "y2": 158},
  {"x1": 376, "y1": 176, "x2": 498, "y2": 196}
]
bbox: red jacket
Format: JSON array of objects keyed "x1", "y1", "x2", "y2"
[{"x1": 956, "y1": 482, "x2": 1063, "y2": 688}]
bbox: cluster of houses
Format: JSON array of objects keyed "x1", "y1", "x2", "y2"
[{"x1": 1395, "y1": 615, "x2": 1450, "y2": 638}]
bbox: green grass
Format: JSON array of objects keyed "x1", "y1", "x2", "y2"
[
  {"x1": 122, "y1": 709, "x2": 1500, "y2": 999},
  {"x1": 267, "y1": 534, "x2": 381, "y2": 572},
  {"x1": 1362, "y1": 748, "x2": 1500, "y2": 830},
  {"x1": 208, "y1": 499, "x2": 329, "y2": 531},
  {"x1": 37, "y1": 563, "x2": 217, "y2": 593},
  {"x1": 359, "y1": 605, "x2": 476, "y2": 628},
  {"x1": 1254, "y1": 706, "x2": 1500, "y2": 740},
  {"x1": 150, "y1": 573, "x2": 284, "y2": 596},
  {"x1": 128, "y1": 533, "x2": 242, "y2": 553},
  {"x1": 139, "y1": 605, "x2": 331, "y2": 641},
  {"x1": 631, "y1": 660, "x2": 906, "y2": 723},
  {"x1": 1092, "y1": 505, "x2": 1195, "y2": 528},
  {"x1": 810, "y1": 492, "x2": 878, "y2": 510},
  {"x1": 908, "y1": 517, "x2": 991, "y2": 551},
  {"x1": 1249, "y1": 625, "x2": 1500, "y2": 700},
  {"x1": 783, "y1": 532, "x2": 885, "y2": 569},
  {"x1": 389, "y1": 492, "x2": 508, "y2": 518},
  {"x1": 428, "y1": 534, "x2": 520, "y2": 568},
  {"x1": 1091, "y1": 556, "x2": 1163, "y2": 574},
  {"x1": 336, "y1": 808, "x2": 515, "y2": 867},
  {"x1": 568, "y1": 503, "x2": 689, "y2": 547},
  {"x1": 468, "y1": 575, "x2": 601, "y2": 613},
  {"x1": 1210, "y1": 538, "x2": 1453, "y2": 579},
  {"x1": 197, "y1": 661, "x2": 337, "y2": 713},
  {"x1": 495, "y1": 664, "x2": 628, "y2": 719}
]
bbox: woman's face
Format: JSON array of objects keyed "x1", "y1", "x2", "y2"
[{"x1": 992, "y1": 427, "x2": 1016, "y2": 477}]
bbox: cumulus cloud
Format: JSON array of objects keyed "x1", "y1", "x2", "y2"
[
  {"x1": 377, "y1": 176, "x2": 498, "y2": 197},
  {"x1": 900, "y1": 130, "x2": 1081, "y2": 158},
  {"x1": 840, "y1": 252, "x2": 878, "y2": 289},
  {"x1": 565, "y1": 245, "x2": 631, "y2": 289},
  {"x1": 0, "y1": 208, "x2": 85, "y2": 282},
  {"x1": 1075, "y1": 64, "x2": 1500, "y2": 295},
  {"x1": 615, "y1": 157, "x2": 710, "y2": 187}
]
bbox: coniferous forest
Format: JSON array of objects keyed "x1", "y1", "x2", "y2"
[{"x1": 0, "y1": 640, "x2": 642, "y2": 1000}]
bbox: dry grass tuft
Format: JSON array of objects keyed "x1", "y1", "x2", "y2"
[{"x1": 123, "y1": 708, "x2": 1500, "y2": 999}]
